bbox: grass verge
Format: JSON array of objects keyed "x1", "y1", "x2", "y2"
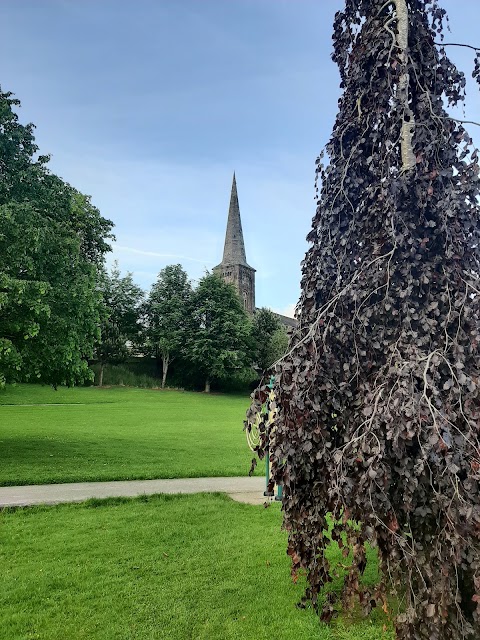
[
  {"x1": 0, "y1": 493, "x2": 392, "y2": 640},
  {"x1": 0, "y1": 384, "x2": 258, "y2": 486}
]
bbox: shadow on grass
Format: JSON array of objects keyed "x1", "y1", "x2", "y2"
[{"x1": 0, "y1": 434, "x2": 255, "y2": 486}]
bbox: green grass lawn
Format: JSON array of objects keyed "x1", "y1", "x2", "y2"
[
  {"x1": 0, "y1": 493, "x2": 392, "y2": 640},
  {"x1": 0, "y1": 384, "x2": 258, "y2": 486}
]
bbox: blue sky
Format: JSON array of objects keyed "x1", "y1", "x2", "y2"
[{"x1": 2, "y1": 1, "x2": 479, "y2": 317}]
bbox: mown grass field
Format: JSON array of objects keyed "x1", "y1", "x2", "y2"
[
  {"x1": 0, "y1": 384, "x2": 258, "y2": 486},
  {"x1": 0, "y1": 493, "x2": 392, "y2": 640}
]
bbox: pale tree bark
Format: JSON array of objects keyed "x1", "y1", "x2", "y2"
[
  {"x1": 205, "y1": 378, "x2": 211, "y2": 393},
  {"x1": 161, "y1": 352, "x2": 169, "y2": 389},
  {"x1": 394, "y1": 0, "x2": 416, "y2": 171},
  {"x1": 98, "y1": 363, "x2": 104, "y2": 387}
]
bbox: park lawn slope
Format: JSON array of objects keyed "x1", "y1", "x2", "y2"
[
  {"x1": 0, "y1": 493, "x2": 392, "y2": 640},
  {"x1": 0, "y1": 384, "x2": 258, "y2": 486}
]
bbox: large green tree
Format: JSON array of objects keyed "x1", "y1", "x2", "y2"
[
  {"x1": 95, "y1": 263, "x2": 144, "y2": 387},
  {"x1": 267, "y1": 326, "x2": 289, "y2": 367},
  {"x1": 144, "y1": 264, "x2": 192, "y2": 388},
  {"x1": 188, "y1": 273, "x2": 252, "y2": 393},
  {"x1": 251, "y1": 308, "x2": 288, "y2": 372},
  {"x1": 0, "y1": 88, "x2": 113, "y2": 386},
  {"x1": 247, "y1": 2, "x2": 480, "y2": 638}
]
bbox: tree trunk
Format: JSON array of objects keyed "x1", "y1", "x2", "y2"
[
  {"x1": 161, "y1": 353, "x2": 169, "y2": 389},
  {"x1": 98, "y1": 363, "x2": 104, "y2": 387},
  {"x1": 205, "y1": 378, "x2": 211, "y2": 393},
  {"x1": 394, "y1": 0, "x2": 416, "y2": 171}
]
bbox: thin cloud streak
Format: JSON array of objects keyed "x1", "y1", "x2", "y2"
[{"x1": 114, "y1": 245, "x2": 215, "y2": 265}]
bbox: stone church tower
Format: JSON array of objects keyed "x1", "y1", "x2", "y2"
[{"x1": 213, "y1": 174, "x2": 256, "y2": 314}]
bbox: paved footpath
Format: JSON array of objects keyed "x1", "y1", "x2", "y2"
[{"x1": 0, "y1": 476, "x2": 267, "y2": 508}]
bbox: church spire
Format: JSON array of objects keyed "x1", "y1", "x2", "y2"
[
  {"x1": 221, "y1": 172, "x2": 249, "y2": 266},
  {"x1": 213, "y1": 173, "x2": 256, "y2": 314}
]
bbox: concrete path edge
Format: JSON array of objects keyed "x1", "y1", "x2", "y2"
[{"x1": 0, "y1": 476, "x2": 267, "y2": 508}]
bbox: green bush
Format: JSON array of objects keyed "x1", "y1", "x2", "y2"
[{"x1": 90, "y1": 363, "x2": 161, "y2": 388}]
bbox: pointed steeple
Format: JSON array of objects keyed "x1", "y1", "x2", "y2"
[
  {"x1": 221, "y1": 172, "x2": 250, "y2": 266},
  {"x1": 213, "y1": 173, "x2": 256, "y2": 314}
]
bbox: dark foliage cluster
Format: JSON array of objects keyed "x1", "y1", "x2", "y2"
[{"x1": 247, "y1": 1, "x2": 480, "y2": 638}]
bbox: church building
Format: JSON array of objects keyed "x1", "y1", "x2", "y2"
[
  {"x1": 214, "y1": 174, "x2": 297, "y2": 329},
  {"x1": 213, "y1": 173, "x2": 256, "y2": 314}
]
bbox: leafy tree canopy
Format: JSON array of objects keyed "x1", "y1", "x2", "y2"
[
  {"x1": 95, "y1": 263, "x2": 144, "y2": 386},
  {"x1": 144, "y1": 264, "x2": 192, "y2": 388},
  {"x1": 251, "y1": 308, "x2": 285, "y2": 372},
  {"x1": 188, "y1": 273, "x2": 252, "y2": 392},
  {"x1": 0, "y1": 88, "x2": 114, "y2": 386},
  {"x1": 267, "y1": 326, "x2": 289, "y2": 367}
]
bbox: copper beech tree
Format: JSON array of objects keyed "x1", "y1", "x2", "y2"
[{"x1": 246, "y1": 1, "x2": 480, "y2": 638}]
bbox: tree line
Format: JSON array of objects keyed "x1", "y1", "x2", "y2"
[
  {"x1": 97, "y1": 263, "x2": 288, "y2": 392},
  {"x1": 0, "y1": 87, "x2": 287, "y2": 390}
]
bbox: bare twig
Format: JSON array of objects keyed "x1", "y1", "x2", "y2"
[{"x1": 434, "y1": 42, "x2": 480, "y2": 53}]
